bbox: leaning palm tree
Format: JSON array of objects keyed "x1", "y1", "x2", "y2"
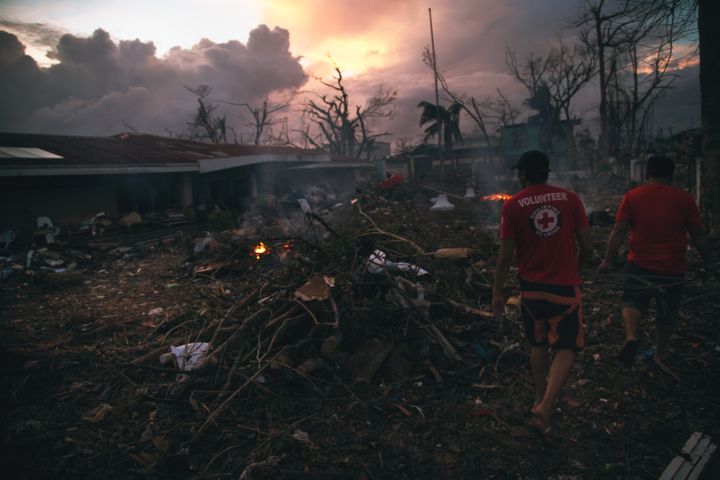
[{"x1": 417, "y1": 101, "x2": 463, "y2": 152}]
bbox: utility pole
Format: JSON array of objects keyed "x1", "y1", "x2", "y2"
[{"x1": 429, "y1": 8, "x2": 444, "y2": 183}]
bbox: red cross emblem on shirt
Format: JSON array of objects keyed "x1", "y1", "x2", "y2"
[
  {"x1": 538, "y1": 211, "x2": 556, "y2": 229},
  {"x1": 530, "y1": 205, "x2": 561, "y2": 236}
]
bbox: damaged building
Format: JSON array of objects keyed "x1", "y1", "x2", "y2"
[{"x1": 0, "y1": 132, "x2": 372, "y2": 240}]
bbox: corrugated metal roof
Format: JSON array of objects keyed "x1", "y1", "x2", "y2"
[
  {"x1": 0, "y1": 132, "x2": 329, "y2": 167},
  {"x1": 0, "y1": 132, "x2": 368, "y2": 176}
]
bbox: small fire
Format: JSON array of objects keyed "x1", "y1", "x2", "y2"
[
  {"x1": 253, "y1": 242, "x2": 268, "y2": 260},
  {"x1": 482, "y1": 193, "x2": 512, "y2": 202}
]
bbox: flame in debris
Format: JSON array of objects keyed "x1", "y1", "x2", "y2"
[
  {"x1": 253, "y1": 242, "x2": 268, "y2": 260},
  {"x1": 481, "y1": 193, "x2": 512, "y2": 202}
]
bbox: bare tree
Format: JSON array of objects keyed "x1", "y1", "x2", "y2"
[
  {"x1": 574, "y1": 0, "x2": 696, "y2": 166},
  {"x1": 185, "y1": 85, "x2": 228, "y2": 144},
  {"x1": 574, "y1": 0, "x2": 644, "y2": 163},
  {"x1": 545, "y1": 41, "x2": 598, "y2": 123},
  {"x1": 302, "y1": 65, "x2": 396, "y2": 159},
  {"x1": 220, "y1": 97, "x2": 291, "y2": 145}
]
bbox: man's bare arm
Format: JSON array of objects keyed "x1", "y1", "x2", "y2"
[
  {"x1": 576, "y1": 227, "x2": 593, "y2": 269},
  {"x1": 492, "y1": 238, "x2": 516, "y2": 317},
  {"x1": 687, "y1": 224, "x2": 712, "y2": 265},
  {"x1": 599, "y1": 220, "x2": 629, "y2": 271}
]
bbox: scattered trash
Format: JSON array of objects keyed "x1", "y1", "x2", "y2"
[
  {"x1": 36, "y1": 216, "x2": 60, "y2": 244},
  {"x1": 147, "y1": 307, "x2": 164, "y2": 317},
  {"x1": 118, "y1": 211, "x2": 142, "y2": 229},
  {"x1": 298, "y1": 198, "x2": 312, "y2": 213},
  {"x1": 291, "y1": 429, "x2": 313, "y2": 445},
  {"x1": 470, "y1": 407, "x2": 497, "y2": 417},
  {"x1": 2, "y1": 230, "x2": 15, "y2": 250},
  {"x1": 82, "y1": 403, "x2": 113, "y2": 423},
  {"x1": 471, "y1": 339, "x2": 497, "y2": 362},
  {"x1": 430, "y1": 194, "x2": 455, "y2": 212},
  {"x1": 367, "y1": 250, "x2": 429, "y2": 277},
  {"x1": 432, "y1": 247, "x2": 471, "y2": 259},
  {"x1": 160, "y1": 342, "x2": 211, "y2": 372},
  {"x1": 0, "y1": 268, "x2": 12, "y2": 281},
  {"x1": 192, "y1": 234, "x2": 219, "y2": 255},
  {"x1": 294, "y1": 275, "x2": 335, "y2": 301},
  {"x1": 640, "y1": 346, "x2": 655, "y2": 359}
]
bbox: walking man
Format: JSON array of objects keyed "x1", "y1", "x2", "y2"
[
  {"x1": 599, "y1": 155, "x2": 711, "y2": 369},
  {"x1": 493, "y1": 150, "x2": 593, "y2": 434}
]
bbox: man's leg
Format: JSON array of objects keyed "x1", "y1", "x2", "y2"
[
  {"x1": 622, "y1": 306, "x2": 641, "y2": 341},
  {"x1": 531, "y1": 349, "x2": 577, "y2": 431},
  {"x1": 656, "y1": 324, "x2": 673, "y2": 360},
  {"x1": 618, "y1": 306, "x2": 642, "y2": 365},
  {"x1": 530, "y1": 346, "x2": 550, "y2": 405},
  {"x1": 654, "y1": 278, "x2": 682, "y2": 362}
]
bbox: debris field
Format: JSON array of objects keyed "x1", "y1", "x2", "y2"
[{"x1": 1, "y1": 179, "x2": 719, "y2": 479}]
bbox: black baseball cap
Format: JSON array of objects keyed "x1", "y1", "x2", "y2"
[{"x1": 512, "y1": 150, "x2": 550, "y2": 172}]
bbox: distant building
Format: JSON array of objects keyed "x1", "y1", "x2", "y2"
[{"x1": 499, "y1": 120, "x2": 580, "y2": 171}]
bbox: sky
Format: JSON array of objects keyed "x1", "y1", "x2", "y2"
[{"x1": 0, "y1": 0, "x2": 701, "y2": 145}]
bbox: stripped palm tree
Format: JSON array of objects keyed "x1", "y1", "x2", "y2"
[{"x1": 417, "y1": 101, "x2": 463, "y2": 152}]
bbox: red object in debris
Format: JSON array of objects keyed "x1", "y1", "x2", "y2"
[
  {"x1": 470, "y1": 407, "x2": 496, "y2": 417},
  {"x1": 379, "y1": 173, "x2": 404, "y2": 190}
]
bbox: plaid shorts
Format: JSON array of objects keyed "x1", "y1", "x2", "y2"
[{"x1": 520, "y1": 279, "x2": 584, "y2": 351}]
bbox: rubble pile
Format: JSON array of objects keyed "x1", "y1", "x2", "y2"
[{"x1": 1, "y1": 181, "x2": 719, "y2": 479}]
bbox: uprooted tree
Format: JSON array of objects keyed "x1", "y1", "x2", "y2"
[{"x1": 301, "y1": 66, "x2": 397, "y2": 159}]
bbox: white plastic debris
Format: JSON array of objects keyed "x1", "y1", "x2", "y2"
[
  {"x1": 167, "y1": 342, "x2": 210, "y2": 371},
  {"x1": 430, "y1": 194, "x2": 455, "y2": 211},
  {"x1": 192, "y1": 234, "x2": 218, "y2": 254},
  {"x1": 147, "y1": 307, "x2": 164, "y2": 317},
  {"x1": 367, "y1": 249, "x2": 429, "y2": 277},
  {"x1": 26, "y1": 249, "x2": 34, "y2": 269},
  {"x1": 298, "y1": 198, "x2": 312, "y2": 213},
  {"x1": 464, "y1": 187, "x2": 476, "y2": 199},
  {"x1": 291, "y1": 430, "x2": 313, "y2": 445}
]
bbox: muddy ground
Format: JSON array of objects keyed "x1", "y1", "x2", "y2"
[{"x1": 1, "y1": 188, "x2": 719, "y2": 480}]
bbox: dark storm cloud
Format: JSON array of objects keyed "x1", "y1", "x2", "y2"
[{"x1": 0, "y1": 25, "x2": 307, "y2": 135}]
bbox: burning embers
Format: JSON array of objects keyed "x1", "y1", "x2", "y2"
[
  {"x1": 481, "y1": 193, "x2": 512, "y2": 202},
  {"x1": 253, "y1": 242, "x2": 268, "y2": 260},
  {"x1": 252, "y1": 241, "x2": 291, "y2": 261}
]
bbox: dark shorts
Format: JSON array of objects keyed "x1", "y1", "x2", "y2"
[
  {"x1": 621, "y1": 262, "x2": 684, "y2": 326},
  {"x1": 519, "y1": 279, "x2": 584, "y2": 351}
]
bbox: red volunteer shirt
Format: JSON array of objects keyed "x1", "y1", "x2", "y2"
[
  {"x1": 501, "y1": 184, "x2": 589, "y2": 286},
  {"x1": 616, "y1": 183, "x2": 702, "y2": 274}
]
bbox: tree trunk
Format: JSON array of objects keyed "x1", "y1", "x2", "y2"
[
  {"x1": 699, "y1": 0, "x2": 720, "y2": 233},
  {"x1": 596, "y1": 13, "x2": 611, "y2": 166}
]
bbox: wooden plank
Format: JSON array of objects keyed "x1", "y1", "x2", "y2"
[
  {"x1": 674, "y1": 438, "x2": 711, "y2": 479},
  {"x1": 660, "y1": 457, "x2": 686, "y2": 480},
  {"x1": 687, "y1": 443, "x2": 717, "y2": 480},
  {"x1": 660, "y1": 433, "x2": 703, "y2": 480},
  {"x1": 682, "y1": 432, "x2": 704, "y2": 455}
]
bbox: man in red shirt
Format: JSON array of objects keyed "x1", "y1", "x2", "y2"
[
  {"x1": 600, "y1": 155, "x2": 711, "y2": 368},
  {"x1": 493, "y1": 150, "x2": 593, "y2": 434}
]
